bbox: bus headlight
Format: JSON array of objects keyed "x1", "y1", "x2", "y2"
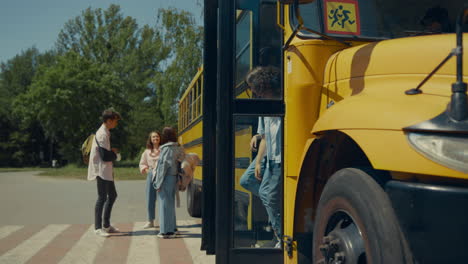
[{"x1": 407, "y1": 133, "x2": 468, "y2": 174}]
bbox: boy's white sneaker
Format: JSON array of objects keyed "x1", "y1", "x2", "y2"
[
  {"x1": 94, "y1": 229, "x2": 110, "y2": 237},
  {"x1": 103, "y1": 225, "x2": 119, "y2": 233}
]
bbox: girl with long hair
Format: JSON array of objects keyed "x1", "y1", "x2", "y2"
[{"x1": 139, "y1": 131, "x2": 161, "y2": 229}]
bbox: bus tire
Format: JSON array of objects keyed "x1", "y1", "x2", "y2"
[
  {"x1": 313, "y1": 168, "x2": 412, "y2": 264},
  {"x1": 187, "y1": 182, "x2": 201, "y2": 217}
]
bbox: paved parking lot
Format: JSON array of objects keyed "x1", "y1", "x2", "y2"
[{"x1": 0, "y1": 171, "x2": 214, "y2": 264}]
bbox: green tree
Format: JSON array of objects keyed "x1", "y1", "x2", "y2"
[
  {"x1": 12, "y1": 5, "x2": 170, "y2": 163},
  {"x1": 7, "y1": 5, "x2": 203, "y2": 165},
  {"x1": 155, "y1": 8, "x2": 203, "y2": 126},
  {"x1": 0, "y1": 48, "x2": 54, "y2": 166},
  {"x1": 14, "y1": 51, "x2": 132, "y2": 162},
  {"x1": 56, "y1": 4, "x2": 170, "y2": 104},
  {"x1": 119, "y1": 7, "x2": 204, "y2": 143},
  {"x1": 126, "y1": 7, "x2": 203, "y2": 154}
]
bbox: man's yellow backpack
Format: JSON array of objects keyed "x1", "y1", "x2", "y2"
[{"x1": 81, "y1": 134, "x2": 95, "y2": 164}]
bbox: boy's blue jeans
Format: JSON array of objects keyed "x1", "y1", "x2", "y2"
[
  {"x1": 240, "y1": 157, "x2": 282, "y2": 236},
  {"x1": 157, "y1": 174, "x2": 177, "y2": 234}
]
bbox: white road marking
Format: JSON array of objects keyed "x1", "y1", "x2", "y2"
[
  {"x1": 0, "y1": 224, "x2": 69, "y2": 264},
  {"x1": 126, "y1": 222, "x2": 160, "y2": 264},
  {"x1": 59, "y1": 225, "x2": 105, "y2": 264}
]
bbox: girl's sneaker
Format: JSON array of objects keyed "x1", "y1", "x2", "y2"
[
  {"x1": 157, "y1": 232, "x2": 176, "y2": 239},
  {"x1": 143, "y1": 221, "x2": 154, "y2": 229}
]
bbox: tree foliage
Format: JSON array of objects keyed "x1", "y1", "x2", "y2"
[
  {"x1": 3, "y1": 5, "x2": 202, "y2": 165},
  {"x1": 156, "y1": 8, "x2": 203, "y2": 126},
  {"x1": 0, "y1": 48, "x2": 53, "y2": 166},
  {"x1": 13, "y1": 52, "x2": 127, "y2": 161}
]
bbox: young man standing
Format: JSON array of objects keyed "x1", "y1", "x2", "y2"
[{"x1": 87, "y1": 108, "x2": 121, "y2": 237}]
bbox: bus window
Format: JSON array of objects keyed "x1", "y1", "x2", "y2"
[
  {"x1": 295, "y1": 0, "x2": 460, "y2": 40},
  {"x1": 234, "y1": 115, "x2": 283, "y2": 249},
  {"x1": 258, "y1": 3, "x2": 282, "y2": 68},
  {"x1": 293, "y1": 1, "x2": 322, "y2": 38},
  {"x1": 197, "y1": 76, "x2": 202, "y2": 117},
  {"x1": 235, "y1": 10, "x2": 252, "y2": 94},
  {"x1": 178, "y1": 67, "x2": 203, "y2": 133},
  {"x1": 235, "y1": 2, "x2": 282, "y2": 100}
]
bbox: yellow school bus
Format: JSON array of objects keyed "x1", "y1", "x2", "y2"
[
  {"x1": 179, "y1": 66, "x2": 265, "y2": 232},
  {"x1": 178, "y1": 66, "x2": 204, "y2": 217},
  {"x1": 199, "y1": 0, "x2": 468, "y2": 263}
]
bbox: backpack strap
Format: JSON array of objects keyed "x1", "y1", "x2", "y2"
[{"x1": 95, "y1": 133, "x2": 117, "y2": 162}]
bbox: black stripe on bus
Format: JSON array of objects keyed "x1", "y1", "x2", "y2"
[
  {"x1": 181, "y1": 124, "x2": 253, "y2": 150},
  {"x1": 183, "y1": 137, "x2": 203, "y2": 149},
  {"x1": 235, "y1": 157, "x2": 251, "y2": 169},
  {"x1": 192, "y1": 158, "x2": 250, "y2": 169}
]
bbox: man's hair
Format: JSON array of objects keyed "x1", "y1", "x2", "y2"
[
  {"x1": 161, "y1": 127, "x2": 177, "y2": 145},
  {"x1": 101, "y1": 108, "x2": 121, "y2": 122},
  {"x1": 246, "y1": 66, "x2": 281, "y2": 98}
]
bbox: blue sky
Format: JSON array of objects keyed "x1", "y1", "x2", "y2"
[{"x1": 0, "y1": 0, "x2": 203, "y2": 64}]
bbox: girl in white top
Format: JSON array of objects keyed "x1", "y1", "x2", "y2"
[{"x1": 139, "y1": 131, "x2": 161, "y2": 229}]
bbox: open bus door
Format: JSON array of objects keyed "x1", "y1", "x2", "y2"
[
  {"x1": 202, "y1": 0, "x2": 285, "y2": 263},
  {"x1": 201, "y1": 0, "x2": 217, "y2": 255}
]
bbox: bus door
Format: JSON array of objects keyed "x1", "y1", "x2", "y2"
[
  {"x1": 215, "y1": 0, "x2": 284, "y2": 263},
  {"x1": 201, "y1": 0, "x2": 218, "y2": 255}
]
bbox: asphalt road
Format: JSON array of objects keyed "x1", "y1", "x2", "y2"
[{"x1": 0, "y1": 171, "x2": 198, "y2": 226}]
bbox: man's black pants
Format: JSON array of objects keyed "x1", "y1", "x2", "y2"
[{"x1": 95, "y1": 176, "x2": 117, "y2": 229}]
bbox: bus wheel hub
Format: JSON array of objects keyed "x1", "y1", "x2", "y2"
[{"x1": 317, "y1": 218, "x2": 365, "y2": 264}]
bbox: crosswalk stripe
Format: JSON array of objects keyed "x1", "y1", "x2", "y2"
[
  {"x1": 0, "y1": 221, "x2": 214, "y2": 264},
  {"x1": 0, "y1": 225, "x2": 45, "y2": 256},
  {"x1": 93, "y1": 223, "x2": 133, "y2": 264},
  {"x1": 158, "y1": 220, "x2": 197, "y2": 264},
  {"x1": 0, "y1": 225, "x2": 23, "y2": 240},
  {"x1": 126, "y1": 222, "x2": 160, "y2": 264},
  {"x1": 58, "y1": 225, "x2": 104, "y2": 264},
  {"x1": 179, "y1": 221, "x2": 215, "y2": 264},
  {"x1": 25, "y1": 224, "x2": 89, "y2": 264},
  {"x1": 0, "y1": 224, "x2": 69, "y2": 264}
]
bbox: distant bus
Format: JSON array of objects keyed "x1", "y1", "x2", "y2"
[{"x1": 178, "y1": 67, "x2": 203, "y2": 217}]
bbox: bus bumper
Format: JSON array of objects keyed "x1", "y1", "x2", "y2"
[{"x1": 386, "y1": 180, "x2": 468, "y2": 264}]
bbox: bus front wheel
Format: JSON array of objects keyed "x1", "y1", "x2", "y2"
[
  {"x1": 187, "y1": 182, "x2": 201, "y2": 217},
  {"x1": 313, "y1": 168, "x2": 412, "y2": 264}
]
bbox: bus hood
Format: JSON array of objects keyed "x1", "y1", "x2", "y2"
[
  {"x1": 317, "y1": 34, "x2": 468, "y2": 132},
  {"x1": 316, "y1": 34, "x2": 468, "y2": 177},
  {"x1": 323, "y1": 34, "x2": 468, "y2": 98}
]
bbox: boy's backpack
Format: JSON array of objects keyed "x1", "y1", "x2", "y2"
[{"x1": 81, "y1": 134, "x2": 95, "y2": 164}]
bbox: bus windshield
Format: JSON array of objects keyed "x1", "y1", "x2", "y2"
[{"x1": 296, "y1": 0, "x2": 463, "y2": 39}]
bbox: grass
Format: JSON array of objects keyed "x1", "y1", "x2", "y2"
[
  {"x1": 0, "y1": 167, "x2": 39, "y2": 173},
  {"x1": 0, "y1": 164, "x2": 145, "y2": 181}
]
